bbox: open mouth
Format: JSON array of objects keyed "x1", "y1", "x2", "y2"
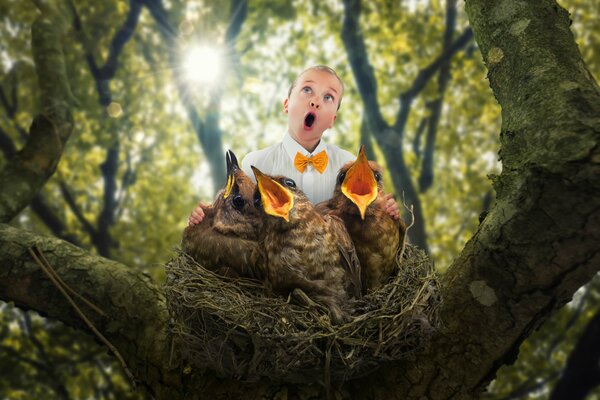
[
  {"x1": 251, "y1": 166, "x2": 294, "y2": 222},
  {"x1": 303, "y1": 112, "x2": 316, "y2": 129},
  {"x1": 341, "y1": 145, "x2": 378, "y2": 220}
]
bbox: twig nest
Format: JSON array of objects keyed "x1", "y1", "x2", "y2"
[{"x1": 164, "y1": 244, "x2": 441, "y2": 385}]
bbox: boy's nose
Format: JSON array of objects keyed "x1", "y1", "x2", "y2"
[{"x1": 310, "y1": 100, "x2": 320, "y2": 109}]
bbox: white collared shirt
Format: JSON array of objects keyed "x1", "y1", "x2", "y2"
[{"x1": 241, "y1": 132, "x2": 355, "y2": 204}]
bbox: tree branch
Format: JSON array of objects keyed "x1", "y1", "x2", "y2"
[
  {"x1": 96, "y1": 143, "x2": 119, "y2": 257},
  {"x1": 0, "y1": 65, "x2": 18, "y2": 119},
  {"x1": 0, "y1": 6, "x2": 74, "y2": 223},
  {"x1": 57, "y1": 181, "x2": 97, "y2": 240},
  {"x1": 342, "y1": 0, "x2": 600, "y2": 397},
  {"x1": 341, "y1": 0, "x2": 387, "y2": 134},
  {"x1": 550, "y1": 306, "x2": 600, "y2": 400},
  {"x1": 69, "y1": 0, "x2": 143, "y2": 106},
  {"x1": 22, "y1": 313, "x2": 72, "y2": 400},
  {"x1": 418, "y1": 0, "x2": 457, "y2": 193},
  {"x1": 0, "y1": 125, "x2": 17, "y2": 157},
  {"x1": 29, "y1": 194, "x2": 82, "y2": 247},
  {"x1": 0, "y1": 223, "x2": 178, "y2": 398},
  {"x1": 143, "y1": 0, "x2": 246, "y2": 194},
  {"x1": 360, "y1": 113, "x2": 376, "y2": 161}
]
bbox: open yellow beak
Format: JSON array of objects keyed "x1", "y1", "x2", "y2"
[
  {"x1": 341, "y1": 145, "x2": 377, "y2": 220},
  {"x1": 252, "y1": 166, "x2": 294, "y2": 222}
]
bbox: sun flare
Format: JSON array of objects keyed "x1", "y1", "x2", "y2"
[{"x1": 183, "y1": 45, "x2": 222, "y2": 85}]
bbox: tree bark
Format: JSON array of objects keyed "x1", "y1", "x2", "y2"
[
  {"x1": 0, "y1": 5, "x2": 74, "y2": 223},
  {"x1": 1, "y1": 0, "x2": 600, "y2": 399}
]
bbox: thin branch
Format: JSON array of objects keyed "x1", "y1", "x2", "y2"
[
  {"x1": 96, "y1": 143, "x2": 119, "y2": 257},
  {"x1": 341, "y1": 0, "x2": 387, "y2": 133},
  {"x1": 393, "y1": 26, "x2": 473, "y2": 134},
  {"x1": 68, "y1": 0, "x2": 143, "y2": 105},
  {"x1": 419, "y1": 0, "x2": 457, "y2": 193},
  {"x1": 360, "y1": 113, "x2": 376, "y2": 161},
  {"x1": 22, "y1": 313, "x2": 72, "y2": 400},
  {"x1": 28, "y1": 246, "x2": 134, "y2": 385},
  {"x1": 550, "y1": 306, "x2": 600, "y2": 400},
  {"x1": 412, "y1": 113, "x2": 429, "y2": 160},
  {"x1": 58, "y1": 180, "x2": 98, "y2": 240},
  {"x1": 494, "y1": 370, "x2": 560, "y2": 400},
  {"x1": 0, "y1": 125, "x2": 17, "y2": 157},
  {"x1": 0, "y1": 63, "x2": 20, "y2": 121}
]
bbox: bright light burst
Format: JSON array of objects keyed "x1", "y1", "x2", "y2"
[{"x1": 183, "y1": 45, "x2": 223, "y2": 85}]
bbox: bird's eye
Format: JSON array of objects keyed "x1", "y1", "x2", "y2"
[
  {"x1": 283, "y1": 178, "x2": 296, "y2": 188},
  {"x1": 337, "y1": 172, "x2": 346, "y2": 184},
  {"x1": 253, "y1": 192, "x2": 262, "y2": 208},
  {"x1": 374, "y1": 171, "x2": 382, "y2": 182},
  {"x1": 232, "y1": 194, "x2": 245, "y2": 210}
]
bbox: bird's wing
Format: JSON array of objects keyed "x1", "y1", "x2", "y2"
[
  {"x1": 326, "y1": 214, "x2": 362, "y2": 298},
  {"x1": 314, "y1": 199, "x2": 334, "y2": 216}
]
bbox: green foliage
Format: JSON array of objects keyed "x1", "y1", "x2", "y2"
[{"x1": 0, "y1": 0, "x2": 598, "y2": 397}]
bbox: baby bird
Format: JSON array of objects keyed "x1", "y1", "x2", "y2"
[
  {"x1": 251, "y1": 166, "x2": 361, "y2": 324},
  {"x1": 182, "y1": 150, "x2": 265, "y2": 280},
  {"x1": 317, "y1": 145, "x2": 406, "y2": 293}
]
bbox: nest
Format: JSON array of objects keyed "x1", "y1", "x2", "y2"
[{"x1": 164, "y1": 244, "x2": 441, "y2": 385}]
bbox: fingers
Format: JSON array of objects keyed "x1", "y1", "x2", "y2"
[
  {"x1": 385, "y1": 195, "x2": 401, "y2": 220},
  {"x1": 188, "y1": 203, "x2": 207, "y2": 226}
]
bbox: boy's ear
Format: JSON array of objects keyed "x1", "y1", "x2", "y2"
[
  {"x1": 328, "y1": 114, "x2": 337, "y2": 129},
  {"x1": 283, "y1": 98, "x2": 289, "y2": 113}
]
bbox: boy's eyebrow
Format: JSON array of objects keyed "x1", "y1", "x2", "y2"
[{"x1": 301, "y1": 79, "x2": 339, "y2": 94}]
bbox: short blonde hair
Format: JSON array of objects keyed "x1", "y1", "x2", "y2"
[{"x1": 288, "y1": 65, "x2": 345, "y2": 111}]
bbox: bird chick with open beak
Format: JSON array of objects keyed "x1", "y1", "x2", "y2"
[
  {"x1": 251, "y1": 166, "x2": 361, "y2": 324},
  {"x1": 182, "y1": 150, "x2": 265, "y2": 280},
  {"x1": 317, "y1": 145, "x2": 406, "y2": 293}
]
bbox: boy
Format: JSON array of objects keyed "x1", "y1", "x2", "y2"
[{"x1": 188, "y1": 65, "x2": 400, "y2": 225}]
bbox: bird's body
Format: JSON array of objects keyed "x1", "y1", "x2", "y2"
[
  {"x1": 317, "y1": 146, "x2": 406, "y2": 292},
  {"x1": 182, "y1": 151, "x2": 265, "y2": 280},
  {"x1": 252, "y1": 167, "x2": 361, "y2": 324}
]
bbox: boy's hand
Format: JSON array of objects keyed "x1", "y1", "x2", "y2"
[
  {"x1": 188, "y1": 202, "x2": 209, "y2": 226},
  {"x1": 384, "y1": 193, "x2": 400, "y2": 220}
]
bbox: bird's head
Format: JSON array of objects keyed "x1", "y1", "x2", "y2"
[
  {"x1": 334, "y1": 145, "x2": 383, "y2": 220},
  {"x1": 212, "y1": 150, "x2": 262, "y2": 235},
  {"x1": 251, "y1": 166, "x2": 310, "y2": 224}
]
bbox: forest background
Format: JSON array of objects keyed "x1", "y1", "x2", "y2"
[{"x1": 0, "y1": 0, "x2": 598, "y2": 398}]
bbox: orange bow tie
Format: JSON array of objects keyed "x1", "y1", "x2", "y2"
[{"x1": 294, "y1": 150, "x2": 329, "y2": 174}]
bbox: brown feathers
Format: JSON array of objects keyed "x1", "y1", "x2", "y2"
[
  {"x1": 182, "y1": 151, "x2": 265, "y2": 280},
  {"x1": 252, "y1": 167, "x2": 361, "y2": 324},
  {"x1": 319, "y1": 146, "x2": 406, "y2": 293}
]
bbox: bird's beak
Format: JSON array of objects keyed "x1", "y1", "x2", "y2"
[
  {"x1": 223, "y1": 150, "x2": 239, "y2": 199},
  {"x1": 252, "y1": 166, "x2": 294, "y2": 222},
  {"x1": 341, "y1": 145, "x2": 377, "y2": 220}
]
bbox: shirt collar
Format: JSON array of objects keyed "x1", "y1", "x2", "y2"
[{"x1": 282, "y1": 131, "x2": 328, "y2": 162}]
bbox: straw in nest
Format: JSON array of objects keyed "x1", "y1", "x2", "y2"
[{"x1": 164, "y1": 243, "x2": 441, "y2": 385}]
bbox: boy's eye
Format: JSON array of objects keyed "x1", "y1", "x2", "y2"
[
  {"x1": 324, "y1": 94, "x2": 334, "y2": 102},
  {"x1": 302, "y1": 87, "x2": 312, "y2": 94}
]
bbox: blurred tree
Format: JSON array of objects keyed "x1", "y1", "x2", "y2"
[{"x1": 0, "y1": 0, "x2": 599, "y2": 398}]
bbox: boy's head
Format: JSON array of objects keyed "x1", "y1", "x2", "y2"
[
  {"x1": 283, "y1": 66, "x2": 344, "y2": 150},
  {"x1": 287, "y1": 66, "x2": 345, "y2": 111}
]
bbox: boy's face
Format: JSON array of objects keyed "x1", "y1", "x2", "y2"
[{"x1": 283, "y1": 69, "x2": 342, "y2": 147}]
